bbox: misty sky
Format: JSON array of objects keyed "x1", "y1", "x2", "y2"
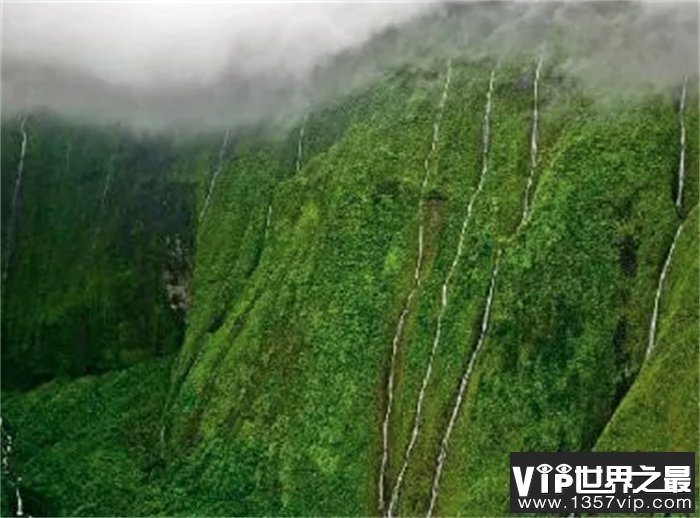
[
  {"x1": 1, "y1": 1, "x2": 698, "y2": 131},
  {"x1": 2, "y1": 2, "x2": 433, "y2": 88}
]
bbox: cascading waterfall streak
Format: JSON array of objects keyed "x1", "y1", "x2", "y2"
[
  {"x1": 264, "y1": 203, "x2": 273, "y2": 240},
  {"x1": 1, "y1": 418, "x2": 25, "y2": 517},
  {"x1": 3, "y1": 117, "x2": 29, "y2": 283},
  {"x1": 647, "y1": 74, "x2": 689, "y2": 356},
  {"x1": 160, "y1": 128, "x2": 231, "y2": 447},
  {"x1": 199, "y1": 128, "x2": 231, "y2": 223},
  {"x1": 16, "y1": 487, "x2": 24, "y2": 517},
  {"x1": 385, "y1": 68, "x2": 495, "y2": 518},
  {"x1": 521, "y1": 55, "x2": 543, "y2": 224},
  {"x1": 296, "y1": 116, "x2": 307, "y2": 174},
  {"x1": 98, "y1": 158, "x2": 114, "y2": 213},
  {"x1": 646, "y1": 222, "x2": 684, "y2": 358},
  {"x1": 426, "y1": 253, "x2": 500, "y2": 518},
  {"x1": 424, "y1": 58, "x2": 543, "y2": 517},
  {"x1": 675, "y1": 75, "x2": 687, "y2": 213},
  {"x1": 378, "y1": 59, "x2": 453, "y2": 515},
  {"x1": 90, "y1": 155, "x2": 116, "y2": 253}
]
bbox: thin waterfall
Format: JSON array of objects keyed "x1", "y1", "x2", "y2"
[
  {"x1": 160, "y1": 129, "x2": 233, "y2": 456},
  {"x1": 90, "y1": 155, "x2": 116, "y2": 253},
  {"x1": 646, "y1": 222, "x2": 685, "y2": 358},
  {"x1": 426, "y1": 253, "x2": 500, "y2": 518},
  {"x1": 3, "y1": 117, "x2": 29, "y2": 283},
  {"x1": 16, "y1": 486, "x2": 24, "y2": 517},
  {"x1": 264, "y1": 203, "x2": 273, "y2": 240},
  {"x1": 378, "y1": 58, "x2": 453, "y2": 516},
  {"x1": 1, "y1": 418, "x2": 25, "y2": 517},
  {"x1": 521, "y1": 55, "x2": 544, "y2": 224},
  {"x1": 386, "y1": 67, "x2": 495, "y2": 518},
  {"x1": 159, "y1": 422, "x2": 167, "y2": 456},
  {"x1": 199, "y1": 128, "x2": 230, "y2": 223},
  {"x1": 296, "y1": 116, "x2": 307, "y2": 174},
  {"x1": 675, "y1": 75, "x2": 687, "y2": 213},
  {"x1": 98, "y1": 159, "x2": 114, "y2": 214}
]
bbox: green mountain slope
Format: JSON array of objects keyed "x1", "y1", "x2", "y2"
[
  {"x1": 2, "y1": 357, "x2": 172, "y2": 516},
  {"x1": 1, "y1": 55, "x2": 697, "y2": 517},
  {"x1": 595, "y1": 205, "x2": 699, "y2": 453},
  {"x1": 0, "y1": 118, "x2": 210, "y2": 387}
]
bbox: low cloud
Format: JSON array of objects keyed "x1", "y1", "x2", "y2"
[{"x1": 1, "y1": 1, "x2": 697, "y2": 132}]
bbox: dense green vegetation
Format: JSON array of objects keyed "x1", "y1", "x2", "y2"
[
  {"x1": 1, "y1": 54, "x2": 697, "y2": 517},
  {"x1": 595, "y1": 206, "x2": 699, "y2": 464},
  {"x1": 1, "y1": 357, "x2": 173, "y2": 516},
  {"x1": 0, "y1": 118, "x2": 211, "y2": 387}
]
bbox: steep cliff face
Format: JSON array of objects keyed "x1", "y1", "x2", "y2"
[
  {"x1": 595, "y1": 206, "x2": 699, "y2": 452},
  {"x1": 1, "y1": 55, "x2": 697, "y2": 517},
  {"x1": 161, "y1": 59, "x2": 698, "y2": 517},
  {"x1": 0, "y1": 117, "x2": 207, "y2": 388}
]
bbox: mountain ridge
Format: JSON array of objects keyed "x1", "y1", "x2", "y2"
[{"x1": 1, "y1": 52, "x2": 697, "y2": 516}]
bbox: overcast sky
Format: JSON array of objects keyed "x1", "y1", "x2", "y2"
[
  {"x1": 2, "y1": 2, "x2": 434, "y2": 88},
  {"x1": 1, "y1": 1, "x2": 697, "y2": 131}
]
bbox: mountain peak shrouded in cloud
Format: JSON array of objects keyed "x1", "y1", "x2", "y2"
[
  {"x1": 1, "y1": 1, "x2": 698, "y2": 131},
  {"x1": 1, "y1": 2, "x2": 435, "y2": 129},
  {"x1": 2, "y1": 2, "x2": 434, "y2": 88}
]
